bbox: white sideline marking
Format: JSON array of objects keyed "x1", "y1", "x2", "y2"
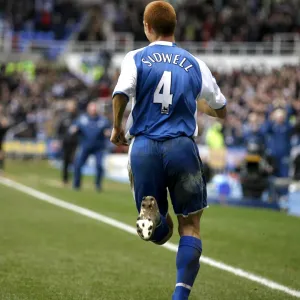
[{"x1": 1, "y1": 177, "x2": 300, "y2": 298}]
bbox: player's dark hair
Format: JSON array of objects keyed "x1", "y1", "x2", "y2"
[{"x1": 144, "y1": 1, "x2": 177, "y2": 36}]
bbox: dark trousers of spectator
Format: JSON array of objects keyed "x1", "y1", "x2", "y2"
[
  {"x1": 73, "y1": 146, "x2": 104, "y2": 191},
  {"x1": 62, "y1": 142, "x2": 77, "y2": 184}
]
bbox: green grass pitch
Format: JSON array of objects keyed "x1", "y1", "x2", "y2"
[{"x1": 0, "y1": 160, "x2": 299, "y2": 300}]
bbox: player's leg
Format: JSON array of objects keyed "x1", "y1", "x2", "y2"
[
  {"x1": 163, "y1": 137, "x2": 206, "y2": 299},
  {"x1": 73, "y1": 147, "x2": 89, "y2": 190},
  {"x1": 156, "y1": 212, "x2": 173, "y2": 245},
  {"x1": 94, "y1": 149, "x2": 104, "y2": 191},
  {"x1": 137, "y1": 195, "x2": 174, "y2": 245},
  {"x1": 129, "y1": 136, "x2": 173, "y2": 244},
  {"x1": 173, "y1": 212, "x2": 203, "y2": 300}
]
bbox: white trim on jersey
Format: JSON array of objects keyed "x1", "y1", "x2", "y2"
[
  {"x1": 112, "y1": 49, "x2": 141, "y2": 100},
  {"x1": 127, "y1": 137, "x2": 136, "y2": 201},
  {"x1": 113, "y1": 48, "x2": 144, "y2": 140},
  {"x1": 125, "y1": 96, "x2": 136, "y2": 141},
  {"x1": 149, "y1": 41, "x2": 174, "y2": 47},
  {"x1": 193, "y1": 109, "x2": 198, "y2": 136},
  {"x1": 196, "y1": 58, "x2": 227, "y2": 110}
]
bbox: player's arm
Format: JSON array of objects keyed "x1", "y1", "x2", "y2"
[
  {"x1": 111, "y1": 94, "x2": 128, "y2": 145},
  {"x1": 111, "y1": 51, "x2": 137, "y2": 146},
  {"x1": 197, "y1": 100, "x2": 227, "y2": 119},
  {"x1": 197, "y1": 60, "x2": 227, "y2": 120},
  {"x1": 112, "y1": 94, "x2": 127, "y2": 130}
]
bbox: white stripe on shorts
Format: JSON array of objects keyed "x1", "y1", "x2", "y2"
[
  {"x1": 175, "y1": 283, "x2": 192, "y2": 290},
  {"x1": 127, "y1": 137, "x2": 136, "y2": 201}
]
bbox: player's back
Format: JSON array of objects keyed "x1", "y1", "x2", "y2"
[
  {"x1": 134, "y1": 42, "x2": 201, "y2": 141},
  {"x1": 114, "y1": 41, "x2": 226, "y2": 142},
  {"x1": 114, "y1": 42, "x2": 203, "y2": 141},
  {"x1": 124, "y1": 43, "x2": 209, "y2": 218}
]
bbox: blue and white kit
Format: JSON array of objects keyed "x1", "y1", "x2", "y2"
[{"x1": 113, "y1": 41, "x2": 226, "y2": 216}]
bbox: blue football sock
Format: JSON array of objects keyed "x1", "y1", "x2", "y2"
[
  {"x1": 172, "y1": 236, "x2": 202, "y2": 300},
  {"x1": 151, "y1": 214, "x2": 170, "y2": 243}
]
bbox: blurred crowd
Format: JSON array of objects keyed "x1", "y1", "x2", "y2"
[
  {"x1": 78, "y1": 0, "x2": 300, "y2": 43},
  {"x1": 215, "y1": 65, "x2": 300, "y2": 147},
  {"x1": 176, "y1": 0, "x2": 300, "y2": 42},
  {"x1": 1, "y1": 60, "x2": 300, "y2": 191},
  {"x1": 0, "y1": 0, "x2": 81, "y2": 40},
  {"x1": 1, "y1": 61, "x2": 300, "y2": 149},
  {"x1": 0, "y1": 0, "x2": 299, "y2": 47},
  {"x1": 0, "y1": 63, "x2": 113, "y2": 139},
  {"x1": 199, "y1": 65, "x2": 300, "y2": 182}
]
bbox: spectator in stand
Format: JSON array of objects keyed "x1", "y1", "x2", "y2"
[
  {"x1": 291, "y1": 120, "x2": 300, "y2": 180},
  {"x1": 56, "y1": 100, "x2": 78, "y2": 186},
  {"x1": 223, "y1": 114, "x2": 244, "y2": 147},
  {"x1": 78, "y1": 13, "x2": 106, "y2": 42},
  {"x1": 261, "y1": 109, "x2": 293, "y2": 178},
  {"x1": 0, "y1": 0, "x2": 81, "y2": 41},
  {"x1": 243, "y1": 113, "x2": 265, "y2": 147},
  {"x1": 206, "y1": 122, "x2": 225, "y2": 149},
  {"x1": 72, "y1": 102, "x2": 111, "y2": 191}
]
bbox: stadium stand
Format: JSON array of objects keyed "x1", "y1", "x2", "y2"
[
  {"x1": 76, "y1": 0, "x2": 300, "y2": 42},
  {"x1": 0, "y1": 0, "x2": 81, "y2": 40},
  {"x1": 1, "y1": 61, "x2": 299, "y2": 154},
  {"x1": 0, "y1": 0, "x2": 300, "y2": 204},
  {"x1": 176, "y1": 0, "x2": 300, "y2": 42},
  {"x1": 1, "y1": 3, "x2": 300, "y2": 299}
]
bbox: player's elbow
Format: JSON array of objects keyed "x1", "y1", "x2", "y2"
[{"x1": 215, "y1": 106, "x2": 227, "y2": 120}]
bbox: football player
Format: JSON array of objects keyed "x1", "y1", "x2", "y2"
[{"x1": 111, "y1": 1, "x2": 227, "y2": 299}]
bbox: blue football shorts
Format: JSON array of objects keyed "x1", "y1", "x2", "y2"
[{"x1": 128, "y1": 135, "x2": 207, "y2": 217}]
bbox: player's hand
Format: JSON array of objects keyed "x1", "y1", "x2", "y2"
[{"x1": 110, "y1": 128, "x2": 128, "y2": 146}]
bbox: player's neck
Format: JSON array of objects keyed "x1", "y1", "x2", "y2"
[{"x1": 152, "y1": 35, "x2": 175, "y2": 43}]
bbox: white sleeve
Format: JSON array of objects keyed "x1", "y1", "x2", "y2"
[
  {"x1": 197, "y1": 59, "x2": 227, "y2": 109},
  {"x1": 113, "y1": 51, "x2": 137, "y2": 100}
]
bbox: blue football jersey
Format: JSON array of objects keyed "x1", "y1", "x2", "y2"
[{"x1": 113, "y1": 41, "x2": 226, "y2": 141}]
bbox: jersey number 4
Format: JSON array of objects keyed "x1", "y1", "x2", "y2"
[{"x1": 154, "y1": 71, "x2": 173, "y2": 114}]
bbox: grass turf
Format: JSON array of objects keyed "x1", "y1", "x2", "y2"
[{"x1": 0, "y1": 160, "x2": 299, "y2": 299}]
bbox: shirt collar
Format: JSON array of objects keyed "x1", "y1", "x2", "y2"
[{"x1": 149, "y1": 41, "x2": 175, "y2": 47}]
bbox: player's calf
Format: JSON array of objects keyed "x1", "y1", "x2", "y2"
[
  {"x1": 136, "y1": 196, "x2": 173, "y2": 244},
  {"x1": 172, "y1": 211, "x2": 203, "y2": 300}
]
